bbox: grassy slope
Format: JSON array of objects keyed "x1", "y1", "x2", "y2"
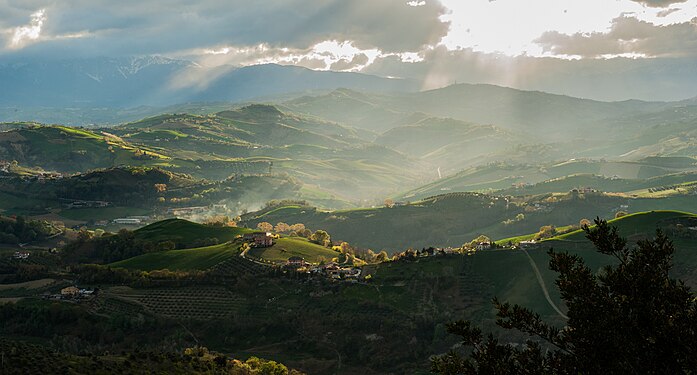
[
  {"x1": 397, "y1": 159, "x2": 697, "y2": 201},
  {"x1": 495, "y1": 210, "x2": 697, "y2": 307},
  {"x1": 0, "y1": 126, "x2": 171, "y2": 172},
  {"x1": 248, "y1": 237, "x2": 338, "y2": 264},
  {"x1": 553, "y1": 210, "x2": 697, "y2": 241},
  {"x1": 134, "y1": 219, "x2": 251, "y2": 246},
  {"x1": 110, "y1": 242, "x2": 239, "y2": 271}
]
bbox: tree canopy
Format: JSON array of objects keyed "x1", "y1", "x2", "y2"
[{"x1": 432, "y1": 218, "x2": 697, "y2": 374}]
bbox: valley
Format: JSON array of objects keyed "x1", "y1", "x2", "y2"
[{"x1": 3, "y1": 67, "x2": 697, "y2": 375}]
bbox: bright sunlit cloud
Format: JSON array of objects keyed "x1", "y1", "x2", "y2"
[
  {"x1": 9, "y1": 9, "x2": 46, "y2": 49},
  {"x1": 438, "y1": 0, "x2": 697, "y2": 57}
]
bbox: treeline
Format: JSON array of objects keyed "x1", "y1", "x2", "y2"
[
  {"x1": 72, "y1": 264, "x2": 209, "y2": 287},
  {"x1": 63, "y1": 228, "x2": 226, "y2": 264},
  {"x1": 0, "y1": 215, "x2": 54, "y2": 244},
  {"x1": 0, "y1": 299, "x2": 174, "y2": 352},
  {"x1": 0, "y1": 338, "x2": 303, "y2": 374},
  {"x1": 63, "y1": 229, "x2": 175, "y2": 264},
  {"x1": 0, "y1": 166, "x2": 303, "y2": 209}
]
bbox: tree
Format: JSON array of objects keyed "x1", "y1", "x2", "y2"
[
  {"x1": 338, "y1": 241, "x2": 353, "y2": 254},
  {"x1": 274, "y1": 222, "x2": 291, "y2": 233},
  {"x1": 153, "y1": 183, "x2": 167, "y2": 193},
  {"x1": 469, "y1": 235, "x2": 491, "y2": 248},
  {"x1": 289, "y1": 223, "x2": 305, "y2": 233},
  {"x1": 375, "y1": 250, "x2": 390, "y2": 263},
  {"x1": 579, "y1": 218, "x2": 592, "y2": 228},
  {"x1": 615, "y1": 210, "x2": 628, "y2": 218},
  {"x1": 256, "y1": 222, "x2": 273, "y2": 232},
  {"x1": 384, "y1": 198, "x2": 394, "y2": 208},
  {"x1": 310, "y1": 230, "x2": 331, "y2": 247},
  {"x1": 534, "y1": 225, "x2": 556, "y2": 240},
  {"x1": 431, "y1": 218, "x2": 697, "y2": 374}
]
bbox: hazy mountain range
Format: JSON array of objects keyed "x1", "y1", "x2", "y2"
[{"x1": 0, "y1": 56, "x2": 415, "y2": 110}]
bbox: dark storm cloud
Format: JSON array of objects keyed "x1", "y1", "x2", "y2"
[{"x1": 0, "y1": 0, "x2": 450, "y2": 56}]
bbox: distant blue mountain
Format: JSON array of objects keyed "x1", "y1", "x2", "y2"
[{"x1": 0, "y1": 56, "x2": 416, "y2": 108}]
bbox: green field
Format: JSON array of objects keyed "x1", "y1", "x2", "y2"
[
  {"x1": 110, "y1": 242, "x2": 240, "y2": 271},
  {"x1": 248, "y1": 237, "x2": 338, "y2": 264}
]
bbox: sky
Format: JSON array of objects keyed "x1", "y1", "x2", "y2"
[{"x1": 1, "y1": 0, "x2": 697, "y2": 100}]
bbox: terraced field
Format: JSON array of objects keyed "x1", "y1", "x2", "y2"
[
  {"x1": 104, "y1": 286, "x2": 246, "y2": 320},
  {"x1": 208, "y1": 256, "x2": 268, "y2": 276}
]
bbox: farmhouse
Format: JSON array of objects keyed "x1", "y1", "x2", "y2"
[
  {"x1": 476, "y1": 242, "x2": 492, "y2": 251},
  {"x1": 243, "y1": 232, "x2": 274, "y2": 247},
  {"x1": 60, "y1": 286, "x2": 80, "y2": 297}
]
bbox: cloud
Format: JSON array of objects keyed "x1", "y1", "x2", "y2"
[
  {"x1": 656, "y1": 8, "x2": 681, "y2": 17},
  {"x1": 8, "y1": 8, "x2": 45, "y2": 48},
  {"x1": 360, "y1": 46, "x2": 697, "y2": 101},
  {"x1": 0, "y1": 0, "x2": 449, "y2": 57},
  {"x1": 630, "y1": 0, "x2": 688, "y2": 7},
  {"x1": 535, "y1": 16, "x2": 697, "y2": 58},
  {"x1": 330, "y1": 53, "x2": 370, "y2": 71}
]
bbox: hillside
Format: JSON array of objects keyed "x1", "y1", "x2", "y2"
[
  {"x1": 241, "y1": 191, "x2": 697, "y2": 252},
  {"x1": 396, "y1": 158, "x2": 697, "y2": 201},
  {"x1": 110, "y1": 242, "x2": 240, "y2": 271},
  {"x1": 0, "y1": 167, "x2": 319, "y2": 220},
  {"x1": 552, "y1": 210, "x2": 697, "y2": 242},
  {"x1": 0, "y1": 125, "x2": 170, "y2": 173},
  {"x1": 133, "y1": 219, "x2": 251, "y2": 247},
  {"x1": 248, "y1": 237, "x2": 339, "y2": 264},
  {"x1": 283, "y1": 85, "x2": 669, "y2": 137},
  {"x1": 375, "y1": 117, "x2": 522, "y2": 173},
  {"x1": 112, "y1": 107, "x2": 428, "y2": 202},
  {"x1": 497, "y1": 210, "x2": 697, "y2": 299}
]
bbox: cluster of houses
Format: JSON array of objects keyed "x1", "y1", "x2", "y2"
[
  {"x1": 284, "y1": 257, "x2": 362, "y2": 281},
  {"x1": 511, "y1": 182, "x2": 534, "y2": 189},
  {"x1": 43, "y1": 286, "x2": 96, "y2": 301},
  {"x1": 167, "y1": 206, "x2": 209, "y2": 217},
  {"x1": 243, "y1": 232, "x2": 274, "y2": 247},
  {"x1": 12, "y1": 251, "x2": 30, "y2": 259},
  {"x1": 65, "y1": 200, "x2": 111, "y2": 209},
  {"x1": 570, "y1": 187, "x2": 597, "y2": 194}
]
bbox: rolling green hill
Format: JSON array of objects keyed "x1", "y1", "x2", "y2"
[
  {"x1": 552, "y1": 210, "x2": 697, "y2": 242},
  {"x1": 375, "y1": 117, "x2": 523, "y2": 173},
  {"x1": 248, "y1": 237, "x2": 338, "y2": 264},
  {"x1": 241, "y1": 190, "x2": 697, "y2": 252},
  {"x1": 110, "y1": 241, "x2": 240, "y2": 271},
  {"x1": 0, "y1": 166, "x2": 324, "y2": 218},
  {"x1": 133, "y1": 219, "x2": 251, "y2": 246},
  {"x1": 396, "y1": 158, "x2": 697, "y2": 201},
  {"x1": 282, "y1": 85, "x2": 668, "y2": 138},
  {"x1": 0, "y1": 125, "x2": 171, "y2": 173}
]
